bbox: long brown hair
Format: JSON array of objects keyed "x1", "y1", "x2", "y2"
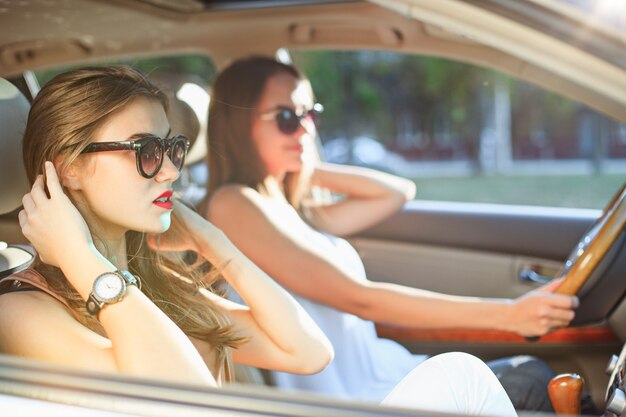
[
  {"x1": 206, "y1": 56, "x2": 313, "y2": 208},
  {"x1": 22, "y1": 66, "x2": 245, "y2": 378}
]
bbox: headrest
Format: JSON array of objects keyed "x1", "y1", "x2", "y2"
[
  {"x1": 0, "y1": 78, "x2": 34, "y2": 278},
  {"x1": 0, "y1": 78, "x2": 30, "y2": 215},
  {"x1": 148, "y1": 74, "x2": 208, "y2": 166},
  {"x1": 167, "y1": 95, "x2": 200, "y2": 153}
]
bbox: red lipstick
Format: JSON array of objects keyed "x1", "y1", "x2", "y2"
[{"x1": 153, "y1": 190, "x2": 173, "y2": 210}]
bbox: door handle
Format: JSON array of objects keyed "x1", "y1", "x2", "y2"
[{"x1": 519, "y1": 265, "x2": 554, "y2": 285}]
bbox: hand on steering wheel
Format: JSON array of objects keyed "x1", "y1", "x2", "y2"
[
  {"x1": 526, "y1": 183, "x2": 626, "y2": 341},
  {"x1": 555, "y1": 184, "x2": 626, "y2": 296},
  {"x1": 513, "y1": 278, "x2": 578, "y2": 337}
]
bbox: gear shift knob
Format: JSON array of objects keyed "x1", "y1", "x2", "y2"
[{"x1": 548, "y1": 373, "x2": 584, "y2": 416}]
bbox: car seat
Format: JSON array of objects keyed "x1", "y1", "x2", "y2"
[{"x1": 0, "y1": 77, "x2": 34, "y2": 278}]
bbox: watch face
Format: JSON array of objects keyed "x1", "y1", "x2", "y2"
[{"x1": 94, "y1": 273, "x2": 125, "y2": 302}]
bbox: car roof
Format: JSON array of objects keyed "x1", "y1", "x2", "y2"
[{"x1": 0, "y1": 0, "x2": 625, "y2": 121}]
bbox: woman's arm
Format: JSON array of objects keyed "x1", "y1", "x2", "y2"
[
  {"x1": 163, "y1": 201, "x2": 333, "y2": 374},
  {"x1": 8, "y1": 162, "x2": 216, "y2": 386},
  {"x1": 307, "y1": 162, "x2": 416, "y2": 236},
  {"x1": 208, "y1": 185, "x2": 578, "y2": 338}
]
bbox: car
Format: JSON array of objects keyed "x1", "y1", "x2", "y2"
[{"x1": 1, "y1": 0, "x2": 626, "y2": 415}]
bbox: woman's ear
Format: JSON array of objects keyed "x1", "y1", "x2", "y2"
[{"x1": 54, "y1": 156, "x2": 82, "y2": 190}]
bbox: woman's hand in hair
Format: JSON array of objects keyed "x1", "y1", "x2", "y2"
[
  {"x1": 146, "y1": 201, "x2": 200, "y2": 253},
  {"x1": 147, "y1": 199, "x2": 229, "y2": 257},
  {"x1": 18, "y1": 161, "x2": 93, "y2": 268},
  {"x1": 307, "y1": 163, "x2": 416, "y2": 236}
]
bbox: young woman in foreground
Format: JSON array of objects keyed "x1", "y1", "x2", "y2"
[
  {"x1": 204, "y1": 56, "x2": 579, "y2": 412},
  {"x1": 0, "y1": 66, "x2": 333, "y2": 387}
]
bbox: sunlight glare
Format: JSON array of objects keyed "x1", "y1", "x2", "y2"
[
  {"x1": 595, "y1": 0, "x2": 626, "y2": 23},
  {"x1": 160, "y1": 211, "x2": 172, "y2": 232},
  {"x1": 176, "y1": 82, "x2": 210, "y2": 164}
]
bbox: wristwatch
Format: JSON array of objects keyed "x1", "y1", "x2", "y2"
[{"x1": 86, "y1": 270, "x2": 140, "y2": 317}]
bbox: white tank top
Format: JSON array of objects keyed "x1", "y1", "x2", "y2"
[{"x1": 230, "y1": 231, "x2": 426, "y2": 402}]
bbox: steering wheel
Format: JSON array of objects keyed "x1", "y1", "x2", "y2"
[
  {"x1": 555, "y1": 183, "x2": 626, "y2": 296},
  {"x1": 525, "y1": 184, "x2": 626, "y2": 341}
]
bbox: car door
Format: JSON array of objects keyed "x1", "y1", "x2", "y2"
[{"x1": 288, "y1": 0, "x2": 626, "y2": 400}]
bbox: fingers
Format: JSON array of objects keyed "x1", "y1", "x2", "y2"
[
  {"x1": 22, "y1": 162, "x2": 62, "y2": 208},
  {"x1": 545, "y1": 316, "x2": 573, "y2": 331},
  {"x1": 537, "y1": 278, "x2": 581, "y2": 308},
  {"x1": 44, "y1": 161, "x2": 64, "y2": 197},
  {"x1": 21, "y1": 193, "x2": 36, "y2": 213},
  {"x1": 544, "y1": 305, "x2": 576, "y2": 323},
  {"x1": 533, "y1": 294, "x2": 578, "y2": 332},
  {"x1": 533, "y1": 285, "x2": 579, "y2": 309},
  {"x1": 18, "y1": 209, "x2": 27, "y2": 229},
  {"x1": 29, "y1": 175, "x2": 47, "y2": 205},
  {"x1": 18, "y1": 208, "x2": 34, "y2": 245},
  {"x1": 545, "y1": 293, "x2": 579, "y2": 310},
  {"x1": 516, "y1": 291, "x2": 579, "y2": 336},
  {"x1": 20, "y1": 193, "x2": 38, "y2": 242},
  {"x1": 538, "y1": 277, "x2": 564, "y2": 292},
  {"x1": 526, "y1": 309, "x2": 572, "y2": 336}
]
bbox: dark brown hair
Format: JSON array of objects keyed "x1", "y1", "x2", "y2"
[{"x1": 206, "y1": 56, "x2": 314, "y2": 207}]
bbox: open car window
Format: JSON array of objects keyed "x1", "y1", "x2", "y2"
[{"x1": 291, "y1": 49, "x2": 626, "y2": 209}]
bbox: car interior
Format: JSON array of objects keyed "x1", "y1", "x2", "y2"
[
  {"x1": 1, "y1": 0, "x2": 626, "y2": 416},
  {"x1": 0, "y1": 77, "x2": 33, "y2": 279}
]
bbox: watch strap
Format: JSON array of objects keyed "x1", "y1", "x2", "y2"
[
  {"x1": 119, "y1": 269, "x2": 141, "y2": 289},
  {"x1": 86, "y1": 292, "x2": 107, "y2": 316}
]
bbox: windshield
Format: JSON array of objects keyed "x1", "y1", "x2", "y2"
[{"x1": 455, "y1": 0, "x2": 626, "y2": 69}]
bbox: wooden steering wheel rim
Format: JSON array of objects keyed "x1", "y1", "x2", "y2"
[{"x1": 556, "y1": 184, "x2": 626, "y2": 295}]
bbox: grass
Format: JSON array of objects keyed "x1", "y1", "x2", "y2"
[{"x1": 410, "y1": 174, "x2": 626, "y2": 209}]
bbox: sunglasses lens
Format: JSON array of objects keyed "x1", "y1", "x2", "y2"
[
  {"x1": 170, "y1": 139, "x2": 187, "y2": 171},
  {"x1": 140, "y1": 138, "x2": 162, "y2": 176},
  {"x1": 276, "y1": 110, "x2": 300, "y2": 135}
]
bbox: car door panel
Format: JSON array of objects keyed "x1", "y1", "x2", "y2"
[
  {"x1": 351, "y1": 200, "x2": 618, "y2": 405},
  {"x1": 351, "y1": 237, "x2": 563, "y2": 298},
  {"x1": 352, "y1": 200, "x2": 599, "y2": 296},
  {"x1": 359, "y1": 200, "x2": 600, "y2": 260}
]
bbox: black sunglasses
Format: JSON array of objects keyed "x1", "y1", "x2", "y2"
[
  {"x1": 260, "y1": 103, "x2": 323, "y2": 135},
  {"x1": 81, "y1": 135, "x2": 190, "y2": 179}
]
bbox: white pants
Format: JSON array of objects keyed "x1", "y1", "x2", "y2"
[{"x1": 382, "y1": 352, "x2": 517, "y2": 416}]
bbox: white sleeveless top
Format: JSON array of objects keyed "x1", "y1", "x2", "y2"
[{"x1": 230, "y1": 231, "x2": 427, "y2": 403}]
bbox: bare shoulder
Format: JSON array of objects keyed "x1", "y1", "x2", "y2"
[
  {"x1": 0, "y1": 288, "x2": 63, "y2": 317},
  {"x1": 0, "y1": 288, "x2": 115, "y2": 371},
  {"x1": 210, "y1": 184, "x2": 263, "y2": 206},
  {"x1": 207, "y1": 185, "x2": 270, "y2": 221},
  {"x1": 0, "y1": 289, "x2": 74, "y2": 329},
  {"x1": 0, "y1": 290, "x2": 84, "y2": 351}
]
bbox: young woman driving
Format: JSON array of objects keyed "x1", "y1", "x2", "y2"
[
  {"x1": 203, "y1": 56, "x2": 579, "y2": 411},
  {"x1": 0, "y1": 66, "x2": 334, "y2": 387}
]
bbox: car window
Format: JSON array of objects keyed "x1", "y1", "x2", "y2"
[
  {"x1": 291, "y1": 50, "x2": 626, "y2": 209},
  {"x1": 34, "y1": 54, "x2": 216, "y2": 90}
]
